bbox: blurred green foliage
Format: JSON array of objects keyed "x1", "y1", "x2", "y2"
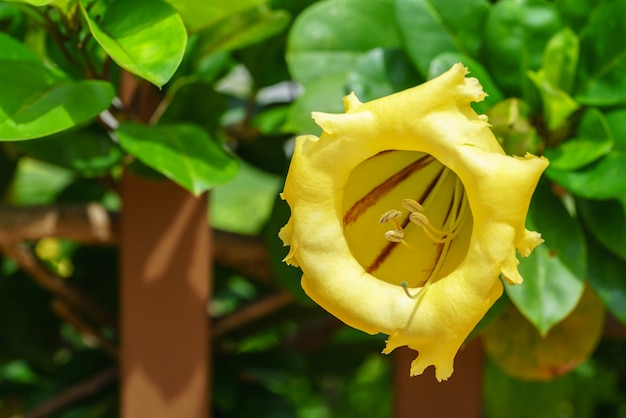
[{"x1": 1, "y1": 0, "x2": 626, "y2": 416}]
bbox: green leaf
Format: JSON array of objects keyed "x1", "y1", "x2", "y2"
[
  {"x1": 211, "y1": 161, "x2": 282, "y2": 235},
  {"x1": 9, "y1": 158, "x2": 75, "y2": 205},
  {"x1": 155, "y1": 79, "x2": 228, "y2": 133},
  {"x1": 428, "y1": 52, "x2": 504, "y2": 113},
  {"x1": 195, "y1": 6, "x2": 290, "y2": 55},
  {"x1": 0, "y1": 32, "x2": 40, "y2": 62},
  {"x1": 547, "y1": 153, "x2": 626, "y2": 199},
  {"x1": 487, "y1": 98, "x2": 540, "y2": 156},
  {"x1": 555, "y1": 0, "x2": 602, "y2": 32},
  {"x1": 12, "y1": 127, "x2": 123, "y2": 177},
  {"x1": 546, "y1": 108, "x2": 626, "y2": 199},
  {"x1": 286, "y1": 0, "x2": 401, "y2": 84},
  {"x1": 0, "y1": 60, "x2": 114, "y2": 141},
  {"x1": 532, "y1": 180, "x2": 587, "y2": 279},
  {"x1": 579, "y1": 197, "x2": 626, "y2": 261},
  {"x1": 543, "y1": 108, "x2": 613, "y2": 171},
  {"x1": 526, "y1": 29, "x2": 580, "y2": 131},
  {"x1": 587, "y1": 234, "x2": 626, "y2": 324},
  {"x1": 117, "y1": 123, "x2": 238, "y2": 195},
  {"x1": 80, "y1": 0, "x2": 187, "y2": 88},
  {"x1": 395, "y1": 0, "x2": 490, "y2": 76},
  {"x1": 575, "y1": 0, "x2": 626, "y2": 106},
  {"x1": 165, "y1": 0, "x2": 265, "y2": 33},
  {"x1": 238, "y1": 34, "x2": 291, "y2": 89},
  {"x1": 346, "y1": 48, "x2": 421, "y2": 102},
  {"x1": 542, "y1": 27, "x2": 579, "y2": 93},
  {"x1": 506, "y1": 181, "x2": 586, "y2": 335},
  {"x1": 3, "y1": 0, "x2": 54, "y2": 5},
  {"x1": 483, "y1": 0, "x2": 563, "y2": 99},
  {"x1": 527, "y1": 70, "x2": 579, "y2": 131},
  {"x1": 284, "y1": 72, "x2": 347, "y2": 135}
]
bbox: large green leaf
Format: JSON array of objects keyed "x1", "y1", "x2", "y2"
[
  {"x1": 283, "y1": 72, "x2": 347, "y2": 135},
  {"x1": 13, "y1": 127, "x2": 123, "y2": 177},
  {"x1": 346, "y1": 48, "x2": 421, "y2": 103},
  {"x1": 506, "y1": 181, "x2": 586, "y2": 335},
  {"x1": 428, "y1": 52, "x2": 504, "y2": 114},
  {"x1": 483, "y1": 0, "x2": 563, "y2": 100},
  {"x1": 579, "y1": 197, "x2": 626, "y2": 261},
  {"x1": 546, "y1": 108, "x2": 626, "y2": 199},
  {"x1": 165, "y1": 0, "x2": 264, "y2": 33},
  {"x1": 80, "y1": 0, "x2": 187, "y2": 88},
  {"x1": 575, "y1": 0, "x2": 626, "y2": 106},
  {"x1": 117, "y1": 123, "x2": 238, "y2": 195},
  {"x1": 587, "y1": 234, "x2": 626, "y2": 324},
  {"x1": 0, "y1": 32, "x2": 40, "y2": 62},
  {"x1": 543, "y1": 108, "x2": 613, "y2": 171},
  {"x1": 547, "y1": 153, "x2": 626, "y2": 199},
  {"x1": 195, "y1": 6, "x2": 290, "y2": 55},
  {"x1": 286, "y1": 0, "x2": 401, "y2": 84},
  {"x1": 395, "y1": 0, "x2": 490, "y2": 76},
  {"x1": 0, "y1": 60, "x2": 114, "y2": 141},
  {"x1": 533, "y1": 183, "x2": 586, "y2": 277},
  {"x1": 211, "y1": 161, "x2": 283, "y2": 236}
]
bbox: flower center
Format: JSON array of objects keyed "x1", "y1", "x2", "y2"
[{"x1": 342, "y1": 150, "x2": 473, "y2": 289}]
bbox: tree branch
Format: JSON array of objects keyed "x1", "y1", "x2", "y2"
[
  {"x1": 212, "y1": 229, "x2": 274, "y2": 283},
  {"x1": 212, "y1": 291, "x2": 293, "y2": 339},
  {"x1": 0, "y1": 204, "x2": 117, "y2": 245},
  {"x1": 21, "y1": 366, "x2": 118, "y2": 418},
  {"x1": 50, "y1": 299, "x2": 118, "y2": 359},
  {"x1": 0, "y1": 204, "x2": 275, "y2": 283}
]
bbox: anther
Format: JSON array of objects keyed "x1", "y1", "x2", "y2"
[
  {"x1": 401, "y1": 198, "x2": 423, "y2": 213},
  {"x1": 409, "y1": 211, "x2": 430, "y2": 227},
  {"x1": 385, "y1": 230, "x2": 405, "y2": 243},
  {"x1": 379, "y1": 209, "x2": 402, "y2": 224}
]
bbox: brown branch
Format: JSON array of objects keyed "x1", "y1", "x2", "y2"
[
  {"x1": 0, "y1": 205, "x2": 275, "y2": 283},
  {"x1": 212, "y1": 229, "x2": 274, "y2": 283},
  {"x1": 0, "y1": 204, "x2": 118, "y2": 245},
  {"x1": 212, "y1": 291, "x2": 293, "y2": 338},
  {"x1": 50, "y1": 299, "x2": 118, "y2": 359},
  {"x1": 0, "y1": 242, "x2": 115, "y2": 328},
  {"x1": 21, "y1": 366, "x2": 118, "y2": 418}
]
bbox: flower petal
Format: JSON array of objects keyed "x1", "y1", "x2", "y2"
[{"x1": 280, "y1": 63, "x2": 548, "y2": 380}]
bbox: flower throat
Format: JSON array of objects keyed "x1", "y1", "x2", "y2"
[{"x1": 342, "y1": 150, "x2": 473, "y2": 290}]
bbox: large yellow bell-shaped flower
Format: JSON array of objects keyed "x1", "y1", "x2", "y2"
[{"x1": 279, "y1": 63, "x2": 548, "y2": 381}]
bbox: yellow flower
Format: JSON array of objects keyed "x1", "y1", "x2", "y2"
[{"x1": 279, "y1": 63, "x2": 548, "y2": 381}]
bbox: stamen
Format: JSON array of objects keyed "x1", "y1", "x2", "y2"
[
  {"x1": 408, "y1": 211, "x2": 429, "y2": 227},
  {"x1": 379, "y1": 209, "x2": 402, "y2": 224},
  {"x1": 401, "y1": 198, "x2": 424, "y2": 213},
  {"x1": 409, "y1": 211, "x2": 454, "y2": 239},
  {"x1": 376, "y1": 167, "x2": 471, "y2": 289},
  {"x1": 384, "y1": 229, "x2": 405, "y2": 243}
]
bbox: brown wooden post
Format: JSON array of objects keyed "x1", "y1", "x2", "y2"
[
  {"x1": 120, "y1": 172, "x2": 211, "y2": 417},
  {"x1": 393, "y1": 340, "x2": 483, "y2": 418}
]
